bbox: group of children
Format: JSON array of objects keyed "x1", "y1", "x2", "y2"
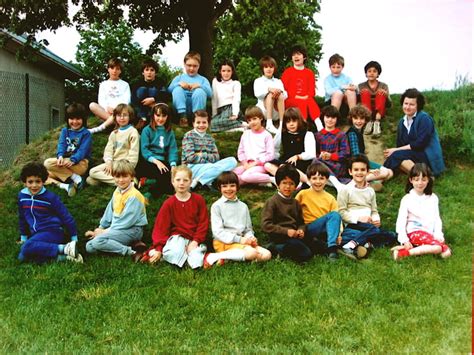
[{"x1": 16, "y1": 46, "x2": 451, "y2": 266}]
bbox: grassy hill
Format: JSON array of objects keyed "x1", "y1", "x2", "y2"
[{"x1": 0, "y1": 87, "x2": 472, "y2": 352}]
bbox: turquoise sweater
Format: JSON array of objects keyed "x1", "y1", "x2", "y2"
[{"x1": 140, "y1": 125, "x2": 178, "y2": 166}]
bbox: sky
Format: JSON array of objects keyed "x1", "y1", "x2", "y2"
[{"x1": 38, "y1": 0, "x2": 473, "y2": 94}]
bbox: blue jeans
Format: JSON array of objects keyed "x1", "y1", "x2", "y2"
[
  {"x1": 275, "y1": 239, "x2": 313, "y2": 263},
  {"x1": 86, "y1": 226, "x2": 143, "y2": 256},
  {"x1": 189, "y1": 157, "x2": 238, "y2": 186},
  {"x1": 341, "y1": 222, "x2": 397, "y2": 247},
  {"x1": 135, "y1": 86, "x2": 159, "y2": 119},
  {"x1": 306, "y1": 211, "x2": 342, "y2": 248},
  {"x1": 171, "y1": 87, "x2": 207, "y2": 115},
  {"x1": 18, "y1": 229, "x2": 64, "y2": 264}
]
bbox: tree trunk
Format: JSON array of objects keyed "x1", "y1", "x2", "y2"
[{"x1": 185, "y1": 0, "x2": 215, "y2": 80}]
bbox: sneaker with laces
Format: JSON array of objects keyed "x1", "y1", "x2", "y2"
[
  {"x1": 328, "y1": 252, "x2": 339, "y2": 261},
  {"x1": 355, "y1": 245, "x2": 368, "y2": 259},
  {"x1": 372, "y1": 121, "x2": 381, "y2": 137},
  {"x1": 66, "y1": 253, "x2": 84, "y2": 263},
  {"x1": 364, "y1": 120, "x2": 374, "y2": 135},
  {"x1": 64, "y1": 241, "x2": 78, "y2": 258}
]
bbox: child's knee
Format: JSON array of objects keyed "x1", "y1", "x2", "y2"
[
  {"x1": 258, "y1": 248, "x2": 272, "y2": 261},
  {"x1": 244, "y1": 247, "x2": 258, "y2": 261}
]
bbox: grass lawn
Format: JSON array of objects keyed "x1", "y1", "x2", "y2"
[{"x1": 0, "y1": 93, "x2": 472, "y2": 352}]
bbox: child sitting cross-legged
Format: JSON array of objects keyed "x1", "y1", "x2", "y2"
[
  {"x1": 337, "y1": 155, "x2": 397, "y2": 260},
  {"x1": 17, "y1": 162, "x2": 83, "y2": 264},
  {"x1": 140, "y1": 165, "x2": 209, "y2": 269},
  {"x1": 295, "y1": 162, "x2": 342, "y2": 261},
  {"x1": 85, "y1": 160, "x2": 148, "y2": 260},
  {"x1": 204, "y1": 171, "x2": 272, "y2": 268},
  {"x1": 261, "y1": 164, "x2": 313, "y2": 263}
]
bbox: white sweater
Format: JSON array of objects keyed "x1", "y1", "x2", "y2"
[
  {"x1": 211, "y1": 78, "x2": 242, "y2": 116},
  {"x1": 395, "y1": 189, "x2": 444, "y2": 244}
]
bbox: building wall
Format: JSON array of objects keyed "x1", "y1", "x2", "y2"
[{"x1": 0, "y1": 49, "x2": 65, "y2": 167}]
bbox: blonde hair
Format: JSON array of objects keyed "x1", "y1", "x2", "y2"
[
  {"x1": 184, "y1": 51, "x2": 201, "y2": 64},
  {"x1": 171, "y1": 165, "x2": 192, "y2": 180},
  {"x1": 112, "y1": 160, "x2": 135, "y2": 177}
]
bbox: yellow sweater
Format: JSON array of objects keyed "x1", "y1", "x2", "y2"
[
  {"x1": 103, "y1": 125, "x2": 140, "y2": 166},
  {"x1": 295, "y1": 188, "x2": 338, "y2": 224}
]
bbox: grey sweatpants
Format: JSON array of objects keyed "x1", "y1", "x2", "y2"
[{"x1": 86, "y1": 226, "x2": 143, "y2": 256}]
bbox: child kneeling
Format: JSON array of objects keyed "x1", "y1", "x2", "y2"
[
  {"x1": 142, "y1": 166, "x2": 209, "y2": 268},
  {"x1": 85, "y1": 160, "x2": 148, "y2": 258},
  {"x1": 204, "y1": 171, "x2": 271, "y2": 267}
]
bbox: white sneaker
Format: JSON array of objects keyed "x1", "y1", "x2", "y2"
[
  {"x1": 266, "y1": 123, "x2": 278, "y2": 135},
  {"x1": 67, "y1": 183, "x2": 76, "y2": 197},
  {"x1": 364, "y1": 121, "x2": 374, "y2": 135},
  {"x1": 372, "y1": 121, "x2": 381, "y2": 137},
  {"x1": 64, "y1": 241, "x2": 78, "y2": 258},
  {"x1": 66, "y1": 253, "x2": 84, "y2": 263}
]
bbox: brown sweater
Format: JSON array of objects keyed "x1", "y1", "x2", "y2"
[{"x1": 261, "y1": 193, "x2": 305, "y2": 244}]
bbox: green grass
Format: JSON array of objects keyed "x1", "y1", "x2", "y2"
[{"x1": 0, "y1": 90, "x2": 472, "y2": 352}]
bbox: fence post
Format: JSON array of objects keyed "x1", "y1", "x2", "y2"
[{"x1": 25, "y1": 73, "x2": 29, "y2": 144}]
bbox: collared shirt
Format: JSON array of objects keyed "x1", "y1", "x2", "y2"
[{"x1": 402, "y1": 111, "x2": 418, "y2": 134}]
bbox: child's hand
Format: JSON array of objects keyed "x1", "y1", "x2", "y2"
[
  {"x1": 240, "y1": 236, "x2": 252, "y2": 245},
  {"x1": 230, "y1": 115, "x2": 238, "y2": 121},
  {"x1": 63, "y1": 159, "x2": 74, "y2": 168},
  {"x1": 248, "y1": 236, "x2": 258, "y2": 247},
  {"x1": 319, "y1": 151, "x2": 331, "y2": 160},
  {"x1": 154, "y1": 160, "x2": 169, "y2": 173},
  {"x1": 189, "y1": 83, "x2": 200, "y2": 90},
  {"x1": 358, "y1": 216, "x2": 372, "y2": 224},
  {"x1": 296, "y1": 229, "x2": 305, "y2": 239},
  {"x1": 186, "y1": 241, "x2": 198, "y2": 254},
  {"x1": 57, "y1": 156, "x2": 64, "y2": 166},
  {"x1": 141, "y1": 97, "x2": 155, "y2": 107},
  {"x1": 148, "y1": 248, "x2": 162, "y2": 263},
  {"x1": 107, "y1": 107, "x2": 114, "y2": 115},
  {"x1": 372, "y1": 219, "x2": 381, "y2": 228},
  {"x1": 370, "y1": 169, "x2": 381, "y2": 177},
  {"x1": 347, "y1": 84, "x2": 357, "y2": 91},
  {"x1": 287, "y1": 229, "x2": 298, "y2": 238},
  {"x1": 383, "y1": 148, "x2": 397, "y2": 158},
  {"x1": 403, "y1": 242, "x2": 413, "y2": 250},
  {"x1": 286, "y1": 155, "x2": 299, "y2": 165},
  {"x1": 85, "y1": 230, "x2": 96, "y2": 239},
  {"x1": 103, "y1": 162, "x2": 112, "y2": 175}
]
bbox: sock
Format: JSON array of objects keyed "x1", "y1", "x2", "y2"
[
  {"x1": 343, "y1": 240, "x2": 357, "y2": 250},
  {"x1": 266, "y1": 119, "x2": 275, "y2": 128},
  {"x1": 88, "y1": 123, "x2": 107, "y2": 134},
  {"x1": 314, "y1": 118, "x2": 324, "y2": 131},
  {"x1": 57, "y1": 244, "x2": 65, "y2": 254},
  {"x1": 328, "y1": 175, "x2": 344, "y2": 193},
  {"x1": 71, "y1": 174, "x2": 82, "y2": 184},
  {"x1": 210, "y1": 249, "x2": 246, "y2": 263},
  {"x1": 59, "y1": 183, "x2": 69, "y2": 191}
]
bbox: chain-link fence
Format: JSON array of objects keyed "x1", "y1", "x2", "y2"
[{"x1": 0, "y1": 71, "x2": 64, "y2": 167}]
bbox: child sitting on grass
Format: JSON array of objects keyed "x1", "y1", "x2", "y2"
[
  {"x1": 337, "y1": 155, "x2": 397, "y2": 260},
  {"x1": 347, "y1": 104, "x2": 393, "y2": 190},
  {"x1": 181, "y1": 110, "x2": 237, "y2": 190},
  {"x1": 392, "y1": 163, "x2": 451, "y2": 260},
  {"x1": 86, "y1": 104, "x2": 140, "y2": 186},
  {"x1": 44, "y1": 103, "x2": 92, "y2": 197},
  {"x1": 141, "y1": 165, "x2": 209, "y2": 269},
  {"x1": 17, "y1": 162, "x2": 83, "y2": 264},
  {"x1": 295, "y1": 162, "x2": 342, "y2": 261},
  {"x1": 85, "y1": 160, "x2": 148, "y2": 260},
  {"x1": 204, "y1": 171, "x2": 272, "y2": 268},
  {"x1": 261, "y1": 164, "x2": 312, "y2": 263}
]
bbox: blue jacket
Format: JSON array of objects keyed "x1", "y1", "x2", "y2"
[
  {"x1": 396, "y1": 111, "x2": 446, "y2": 176},
  {"x1": 57, "y1": 127, "x2": 92, "y2": 164},
  {"x1": 18, "y1": 187, "x2": 78, "y2": 239}
]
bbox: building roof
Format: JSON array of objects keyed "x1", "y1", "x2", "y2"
[{"x1": 1, "y1": 30, "x2": 82, "y2": 80}]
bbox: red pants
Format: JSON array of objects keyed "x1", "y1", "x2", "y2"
[
  {"x1": 360, "y1": 89, "x2": 387, "y2": 117},
  {"x1": 408, "y1": 230, "x2": 449, "y2": 253},
  {"x1": 285, "y1": 97, "x2": 320, "y2": 121}
]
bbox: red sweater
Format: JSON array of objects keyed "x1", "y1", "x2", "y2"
[
  {"x1": 281, "y1": 66, "x2": 316, "y2": 99},
  {"x1": 151, "y1": 193, "x2": 209, "y2": 251}
]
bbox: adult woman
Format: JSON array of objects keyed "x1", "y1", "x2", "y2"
[{"x1": 383, "y1": 88, "x2": 445, "y2": 177}]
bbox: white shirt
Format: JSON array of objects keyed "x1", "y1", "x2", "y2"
[{"x1": 211, "y1": 78, "x2": 242, "y2": 116}]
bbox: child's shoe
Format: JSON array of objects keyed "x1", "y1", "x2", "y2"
[
  {"x1": 64, "y1": 241, "x2": 78, "y2": 258},
  {"x1": 67, "y1": 183, "x2": 77, "y2": 197},
  {"x1": 372, "y1": 121, "x2": 381, "y2": 138},
  {"x1": 337, "y1": 247, "x2": 357, "y2": 261},
  {"x1": 355, "y1": 245, "x2": 368, "y2": 259},
  {"x1": 391, "y1": 248, "x2": 409, "y2": 261},
  {"x1": 265, "y1": 119, "x2": 278, "y2": 135},
  {"x1": 370, "y1": 180, "x2": 383, "y2": 192},
  {"x1": 441, "y1": 247, "x2": 452, "y2": 259},
  {"x1": 328, "y1": 252, "x2": 339, "y2": 262},
  {"x1": 66, "y1": 253, "x2": 84, "y2": 263},
  {"x1": 138, "y1": 177, "x2": 147, "y2": 189},
  {"x1": 364, "y1": 121, "x2": 373, "y2": 135}
]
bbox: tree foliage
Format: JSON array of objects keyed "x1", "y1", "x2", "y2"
[
  {"x1": 214, "y1": 0, "x2": 322, "y2": 95},
  {"x1": 1, "y1": 0, "x2": 233, "y2": 79}
]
